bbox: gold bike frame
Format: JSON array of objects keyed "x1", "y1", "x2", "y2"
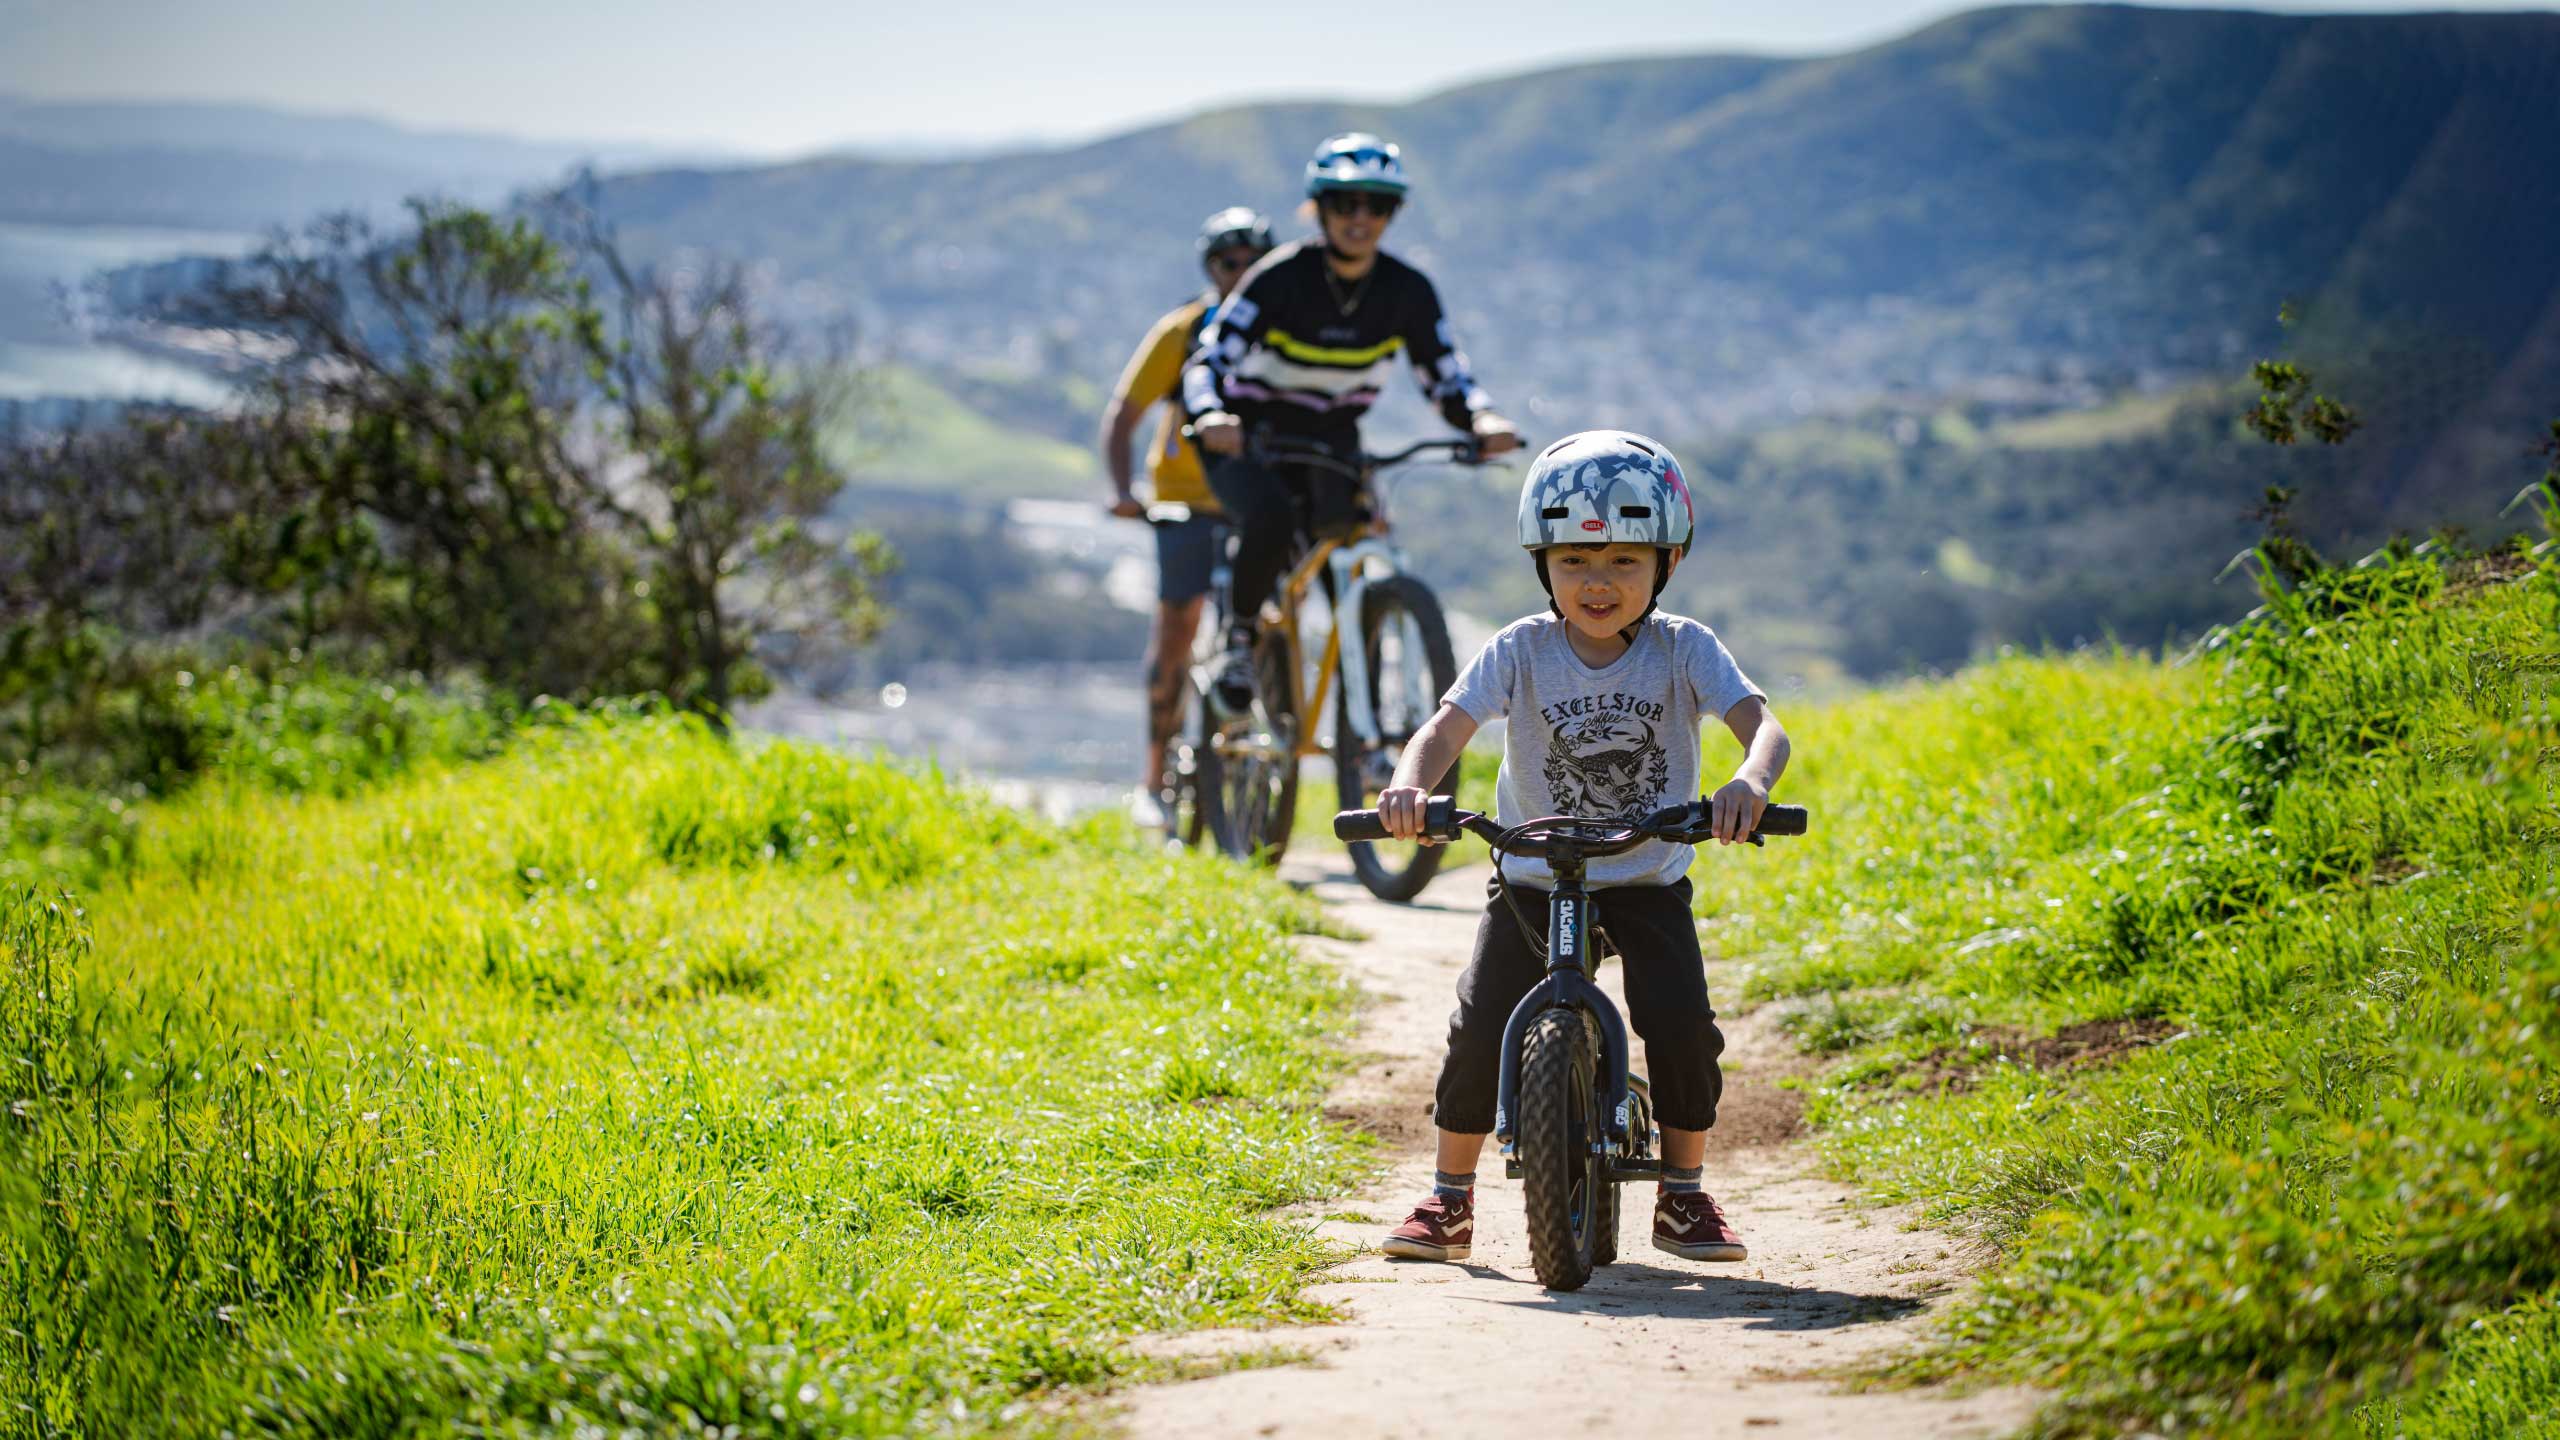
[{"x1": 1258, "y1": 524, "x2": 1391, "y2": 761}]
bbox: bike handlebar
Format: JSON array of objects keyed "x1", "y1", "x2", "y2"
[
  {"x1": 1177, "y1": 426, "x2": 1518, "y2": 478},
  {"x1": 1333, "y1": 798, "x2": 1810, "y2": 851}
]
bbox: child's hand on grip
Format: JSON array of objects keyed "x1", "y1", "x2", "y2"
[
  {"x1": 1377, "y1": 785, "x2": 1440, "y2": 844},
  {"x1": 1706, "y1": 776, "x2": 1768, "y2": 845}
]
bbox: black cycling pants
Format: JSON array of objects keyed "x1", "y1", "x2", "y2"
[
  {"x1": 1204, "y1": 452, "x2": 1363, "y2": 636},
  {"x1": 1432, "y1": 876, "x2": 1725, "y2": 1135},
  {"x1": 1204, "y1": 454, "x2": 1295, "y2": 636}
]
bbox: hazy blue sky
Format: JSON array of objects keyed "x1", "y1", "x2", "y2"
[{"x1": 4, "y1": 0, "x2": 2550, "y2": 156}]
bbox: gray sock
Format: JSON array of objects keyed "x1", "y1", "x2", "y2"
[
  {"x1": 1432, "y1": 1169, "x2": 1475, "y2": 1201},
  {"x1": 1663, "y1": 1164, "x2": 1704, "y2": 1196}
]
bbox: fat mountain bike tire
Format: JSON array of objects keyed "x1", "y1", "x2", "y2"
[
  {"x1": 1335, "y1": 573, "x2": 1459, "y2": 902},
  {"x1": 1520, "y1": 1007, "x2": 1606, "y2": 1291}
]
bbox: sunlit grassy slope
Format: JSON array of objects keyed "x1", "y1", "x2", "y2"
[
  {"x1": 832, "y1": 366, "x2": 1100, "y2": 499},
  {"x1": 3, "y1": 715, "x2": 1359, "y2": 1437},
  {"x1": 1687, "y1": 553, "x2": 2560, "y2": 1436}
]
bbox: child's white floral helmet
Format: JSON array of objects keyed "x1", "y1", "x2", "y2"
[{"x1": 1515, "y1": 430, "x2": 1696, "y2": 553}]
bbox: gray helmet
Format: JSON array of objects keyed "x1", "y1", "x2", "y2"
[
  {"x1": 1197, "y1": 206, "x2": 1274, "y2": 263},
  {"x1": 1515, "y1": 430, "x2": 1696, "y2": 553}
]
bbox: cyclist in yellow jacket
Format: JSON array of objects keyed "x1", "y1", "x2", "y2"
[{"x1": 1101, "y1": 207, "x2": 1274, "y2": 826}]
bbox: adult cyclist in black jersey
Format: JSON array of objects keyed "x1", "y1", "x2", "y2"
[{"x1": 1183, "y1": 132, "x2": 1520, "y2": 714}]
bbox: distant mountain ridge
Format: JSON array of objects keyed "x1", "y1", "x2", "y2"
[
  {"x1": 35, "y1": 8, "x2": 2560, "y2": 684},
  {"x1": 0, "y1": 95, "x2": 723, "y2": 229},
  {"x1": 583, "y1": 4, "x2": 2560, "y2": 439}
]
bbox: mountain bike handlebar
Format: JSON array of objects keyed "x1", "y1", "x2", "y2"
[
  {"x1": 1334, "y1": 798, "x2": 1810, "y2": 850},
  {"x1": 1249, "y1": 433, "x2": 1506, "y2": 478},
  {"x1": 1176, "y1": 425, "x2": 1517, "y2": 479}
]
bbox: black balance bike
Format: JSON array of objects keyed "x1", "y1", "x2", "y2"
[{"x1": 1335, "y1": 795, "x2": 1810, "y2": 1290}]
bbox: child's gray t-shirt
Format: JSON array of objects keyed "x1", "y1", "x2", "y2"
[{"x1": 1443, "y1": 613, "x2": 1763, "y2": 890}]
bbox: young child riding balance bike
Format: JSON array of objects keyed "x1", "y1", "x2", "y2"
[{"x1": 1370, "y1": 429, "x2": 1792, "y2": 1264}]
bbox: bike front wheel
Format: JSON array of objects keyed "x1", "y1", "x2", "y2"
[
  {"x1": 1334, "y1": 573, "x2": 1458, "y2": 902},
  {"x1": 1198, "y1": 631, "x2": 1299, "y2": 865},
  {"x1": 1519, "y1": 1007, "x2": 1608, "y2": 1291}
]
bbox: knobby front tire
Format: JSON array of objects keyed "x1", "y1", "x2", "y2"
[
  {"x1": 1520, "y1": 1007, "x2": 1606, "y2": 1291},
  {"x1": 1335, "y1": 574, "x2": 1459, "y2": 902}
]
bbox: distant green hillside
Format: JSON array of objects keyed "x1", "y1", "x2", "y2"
[
  {"x1": 1391, "y1": 359, "x2": 2534, "y2": 683},
  {"x1": 589, "y1": 5, "x2": 2560, "y2": 440},
  {"x1": 580, "y1": 4, "x2": 2560, "y2": 684},
  {"x1": 75, "y1": 5, "x2": 2556, "y2": 686},
  {"x1": 840, "y1": 366, "x2": 1099, "y2": 499}
]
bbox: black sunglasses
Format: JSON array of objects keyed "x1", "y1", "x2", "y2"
[
  {"x1": 1207, "y1": 249, "x2": 1260, "y2": 274},
  {"x1": 1318, "y1": 191, "x2": 1401, "y2": 220}
]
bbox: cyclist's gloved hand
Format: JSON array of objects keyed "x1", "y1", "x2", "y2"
[
  {"x1": 1705, "y1": 777, "x2": 1770, "y2": 846},
  {"x1": 1193, "y1": 411, "x2": 1245, "y2": 457},
  {"x1": 1471, "y1": 411, "x2": 1521, "y2": 458}
]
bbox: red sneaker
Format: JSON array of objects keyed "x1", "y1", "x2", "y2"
[
  {"x1": 1380, "y1": 1191, "x2": 1474, "y2": 1262},
  {"x1": 1653, "y1": 1190, "x2": 1747, "y2": 1262}
]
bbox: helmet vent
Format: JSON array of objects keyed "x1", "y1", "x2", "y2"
[
  {"x1": 1618, "y1": 506, "x2": 1653, "y2": 518},
  {"x1": 1626, "y1": 441, "x2": 1656, "y2": 456},
  {"x1": 1540, "y1": 506, "x2": 1572, "y2": 519}
]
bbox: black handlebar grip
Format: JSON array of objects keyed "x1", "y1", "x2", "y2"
[
  {"x1": 1334, "y1": 809, "x2": 1391, "y2": 842},
  {"x1": 1334, "y1": 796, "x2": 1461, "y2": 842},
  {"x1": 1755, "y1": 804, "x2": 1810, "y2": 837}
]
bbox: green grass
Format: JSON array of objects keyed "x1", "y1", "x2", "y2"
[
  {"x1": 1691, "y1": 550, "x2": 2560, "y2": 1435},
  {"x1": 2, "y1": 660, "x2": 517, "y2": 894},
  {"x1": 2, "y1": 713, "x2": 1361, "y2": 1436},
  {"x1": 2356, "y1": 1294, "x2": 2560, "y2": 1438},
  {"x1": 18, "y1": 538, "x2": 2558, "y2": 1437}
]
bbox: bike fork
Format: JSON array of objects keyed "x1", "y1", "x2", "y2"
[
  {"x1": 1492, "y1": 886, "x2": 1634, "y2": 1150},
  {"x1": 1329, "y1": 548, "x2": 1382, "y2": 749}
]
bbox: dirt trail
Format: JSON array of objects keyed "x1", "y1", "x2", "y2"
[{"x1": 1109, "y1": 857, "x2": 2035, "y2": 1440}]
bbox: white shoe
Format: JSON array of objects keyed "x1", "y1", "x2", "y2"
[{"x1": 1128, "y1": 788, "x2": 1169, "y2": 831}]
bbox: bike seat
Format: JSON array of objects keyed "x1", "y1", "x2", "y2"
[{"x1": 1284, "y1": 474, "x2": 1373, "y2": 543}]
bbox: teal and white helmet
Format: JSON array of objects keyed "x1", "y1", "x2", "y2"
[
  {"x1": 1304, "y1": 132, "x2": 1409, "y2": 197},
  {"x1": 1516, "y1": 430, "x2": 1697, "y2": 554}
]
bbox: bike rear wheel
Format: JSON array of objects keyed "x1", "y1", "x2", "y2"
[
  {"x1": 1198, "y1": 631, "x2": 1298, "y2": 865},
  {"x1": 1519, "y1": 1007, "x2": 1607, "y2": 1291},
  {"x1": 1334, "y1": 573, "x2": 1459, "y2": 902}
]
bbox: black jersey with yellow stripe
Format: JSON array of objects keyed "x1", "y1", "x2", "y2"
[{"x1": 1181, "y1": 240, "x2": 1489, "y2": 444}]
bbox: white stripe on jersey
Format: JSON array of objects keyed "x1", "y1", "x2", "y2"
[{"x1": 1235, "y1": 348, "x2": 1399, "y2": 402}]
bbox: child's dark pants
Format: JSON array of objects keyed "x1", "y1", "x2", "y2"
[{"x1": 1431, "y1": 876, "x2": 1725, "y2": 1134}]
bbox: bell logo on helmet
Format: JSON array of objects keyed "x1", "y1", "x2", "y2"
[{"x1": 1581, "y1": 519, "x2": 1605, "y2": 532}]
